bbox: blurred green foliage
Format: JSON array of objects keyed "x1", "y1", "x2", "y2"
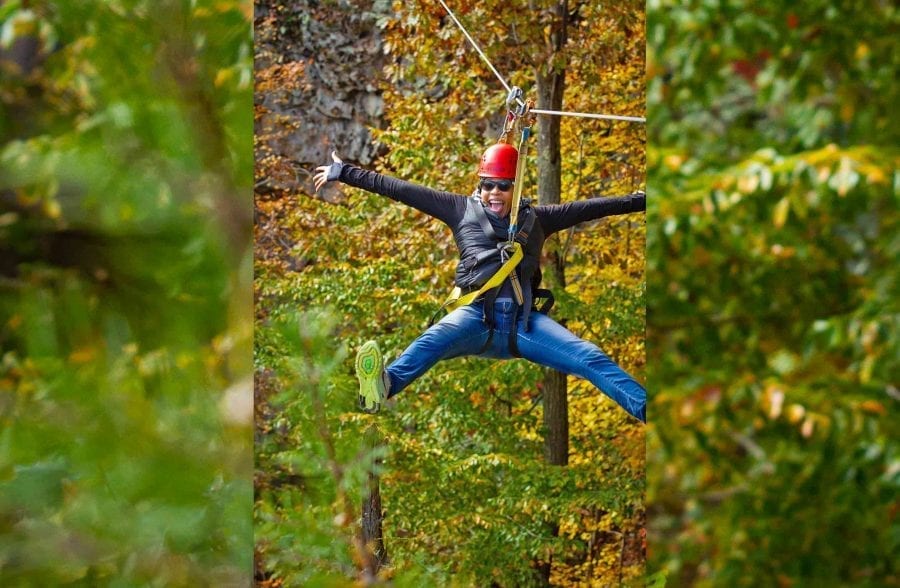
[
  {"x1": 1, "y1": 1, "x2": 253, "y2": 585},
  {"x1": 646, "y1": 0, "x2": 898, "y2": 585}
]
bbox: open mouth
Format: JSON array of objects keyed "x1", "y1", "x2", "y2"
[{"x1": 488, "y1": 199, "x2": 505, "y2": 213}]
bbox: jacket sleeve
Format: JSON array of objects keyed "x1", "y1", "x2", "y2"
[
  {"x1": 536, "y1": 192, "x2": 645, "y2": 235},
  {"x1": 338, "y1": 164, "x2": 466, "y2": 226}
]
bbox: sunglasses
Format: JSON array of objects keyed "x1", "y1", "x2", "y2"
[{"x1": 479, "y1": 179, "x2": 513, "y2": 192}]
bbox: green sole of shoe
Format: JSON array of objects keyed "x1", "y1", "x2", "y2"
[{"x1": 356, "y1": 343, "x2": 383, "y2": 413}]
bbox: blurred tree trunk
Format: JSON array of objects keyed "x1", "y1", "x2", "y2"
[{"x1": 361, "y1": 467, "x2": 388, "y2": 571}]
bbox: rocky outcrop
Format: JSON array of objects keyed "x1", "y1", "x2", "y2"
[{"x1": 255, "y1": 0, "x2": 392, "y2": 197}]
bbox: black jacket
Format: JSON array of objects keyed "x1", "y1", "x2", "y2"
[{"x1": 337, "y1": 164, "x2": 645, "y2": 327}]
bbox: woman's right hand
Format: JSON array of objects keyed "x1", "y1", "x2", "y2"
[{"x1": 313, "y1": 151, "x2": 344, "y2": 191}]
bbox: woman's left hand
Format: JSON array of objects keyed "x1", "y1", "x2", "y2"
[{"x1": 313, "y1": 151, "x2": 344, "y2": 191}]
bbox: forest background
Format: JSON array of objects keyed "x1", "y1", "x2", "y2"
[
  {"x1": 254, "y1": 0, "x2": 647, "y2": 586},
  {"x1": 0, "y1": 0, "x2": 895, "y2": 586},
  {"x1": 0, "y1": 0, "x2": 254, "y2": 585}
]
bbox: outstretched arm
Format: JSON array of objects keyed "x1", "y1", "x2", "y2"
[
  {"x1": 314, "y1": 152, "x2": 465, "y2": 225},
  {"x1": 536, "y1": 191, "x2": 645, "y2": 235}
]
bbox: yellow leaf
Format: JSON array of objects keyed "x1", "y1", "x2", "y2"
[
  {"x1": 840, "y1": 102, "x2": 854, "y2": 123},
  {"x1": 801, "y1": 417, "x2": 815, "y2": 438},
  {"x1": 214, "y1": 68, "x2": 234, "y2": 87},
  {"x1": 773, "y1": 196, "x2": 790, "y2": 228},
  {"x1": 859, "y1": 399, "x2": 885, "y2": 415},
  {"x1": 764, "y1": 384, "x2": 784, "y2": 419},
  {"x1": 7, "y1": 314, "x2": 22, "y2": 330},
  {"x1": 44, "y1": 199, "x2": 61, "y2": 219},
  {"x1": 786, "y1": 404, "x2": 805, "y2": 424},
  {"x1": 69, "y1": 346, "x2": 97, "y2": 364},
  {"x1": 663, "y1": 153, "x2": 684, "y2": 170},
  {"x1": 738, "y1": 173, "x2": 759, "y2": 194}
]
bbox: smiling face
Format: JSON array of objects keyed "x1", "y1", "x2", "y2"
[{"x1": 479, "y1": 178, "x2": 514, "y2": 218}]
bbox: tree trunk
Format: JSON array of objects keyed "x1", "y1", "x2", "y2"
[
  {"x1": 534, "y1": 3, "x2": 568, "y2": 586},
  {"x1": 361, "y1": 468, "x2": 389, "y2": 571},
  {"x1": 361, "y1": 424, "x2": 388, "y2": 574},
  {"x1": 535, "y1": 0, "x2": 569, "y2": 469}
]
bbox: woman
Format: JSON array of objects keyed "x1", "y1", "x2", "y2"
[{"x1": 313, "y1": 143, "x2": 647, "y2": 422}]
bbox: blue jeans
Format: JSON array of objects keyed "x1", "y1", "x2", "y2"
[{"x1": 385, "y1": 298, "x2": 646, "y2": 422}]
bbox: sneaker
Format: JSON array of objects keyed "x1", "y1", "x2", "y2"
[{"x1": 355, "y1": 340, "x2": 386, "y2": 413}]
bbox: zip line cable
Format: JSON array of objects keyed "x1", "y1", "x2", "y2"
[
  {"x1": 435, "y1": 0, "x2": 513, "y2": 95},
  {"x1": 435, "y1": 0, "x2": 646, "y2": 124},
  {"x1": 531, "y1": 108, "x2": 646, "y2": 123}
]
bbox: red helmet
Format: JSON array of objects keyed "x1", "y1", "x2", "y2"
[{"x1": 477, "y1": 143, "x2": 518, "y2": 179}]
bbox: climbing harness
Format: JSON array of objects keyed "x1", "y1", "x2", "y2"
[{"x1": 431, "y1": 239, "x2": 522, "y2": 322}]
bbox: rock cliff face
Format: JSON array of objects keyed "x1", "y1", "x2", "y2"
[{"x1": 255, "y1": 0, "x2": 393, "y2": 195}]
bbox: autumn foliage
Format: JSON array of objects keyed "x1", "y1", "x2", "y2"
[{"x1": 254, "y1": 0, "x2": 646, "y2": 585}]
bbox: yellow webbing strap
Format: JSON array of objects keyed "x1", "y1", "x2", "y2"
[
  {"x1": 440, "y1": 242, "x2": 523, "y2": 314},
  {"x1": 507, "y1": 127, "x2": 529, "y2": 232},
  {"x1": 507, "y1": 97, "x2": 535, "y2": 238}
]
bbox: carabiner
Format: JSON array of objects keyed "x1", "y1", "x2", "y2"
[{"x1": 506, "y1": 86, "x2": 525, "y2": 115}]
